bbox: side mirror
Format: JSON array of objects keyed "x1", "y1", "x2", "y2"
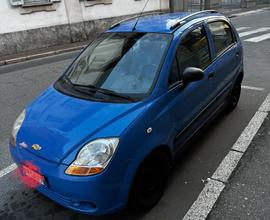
[{"x1": 183, "y1": 67, "x2": 204, "y2": 83}]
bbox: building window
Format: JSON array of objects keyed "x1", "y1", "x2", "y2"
[
  {"x1": 83, "y1": 0, "x2": 112, "y2": 7},
  {"x1": 9, "y1": 0, "x2": 60, "y2": 7}
]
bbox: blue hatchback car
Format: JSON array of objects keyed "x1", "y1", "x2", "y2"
[{"x1": 10, "y1": 10, "x2": 243, "y2": 215}]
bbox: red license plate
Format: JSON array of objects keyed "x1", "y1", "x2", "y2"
[{"x1": 21, "y1": 165, "x2": 45, "y2": 186}]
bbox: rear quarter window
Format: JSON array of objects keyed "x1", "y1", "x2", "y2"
[{"x1": 208, "y1": 21, "x2": 235, "y2": 57}]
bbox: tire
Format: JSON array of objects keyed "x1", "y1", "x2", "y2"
[
  {"x1": 226, "y1": 78, "x2": 241, "y2": 112},
  {"x1": 129, "y1": 150, "x2": 170, "y2": 211}
]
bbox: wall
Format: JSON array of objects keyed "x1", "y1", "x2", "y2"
[
  {"x1": 0, "y1": 1, "x2": 68, "y2": 34},
  {"x1": 0, "y1": 0, "x2": 170, "y2": 57}
]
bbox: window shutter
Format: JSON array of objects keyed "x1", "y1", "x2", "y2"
[
  {"x1": 9, "y1": 0, "x2": 61, "y2": 7},
  {"x1": 9, "y1": 0, "x2": 23, "y2": 6},
  {"x1": 23, "y1": 0, "x2": 51, "y2": 6},
  {"x1": 84, "y1": 0, "x2": 112, "y2": 7}
]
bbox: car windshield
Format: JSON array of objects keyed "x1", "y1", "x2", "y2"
[{"x1": 60, "y1": 32, "x2": 171, "y2": 100}]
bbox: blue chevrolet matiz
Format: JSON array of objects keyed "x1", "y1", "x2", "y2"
[{"x1": 10, "y1": 10, "x2": 243, "y2": 215}]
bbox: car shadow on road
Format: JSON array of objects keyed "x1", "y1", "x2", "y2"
[{"x1": 0, "y1": 187, "x2": 146, "y2": 220}]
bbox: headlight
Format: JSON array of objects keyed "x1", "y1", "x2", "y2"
[
  {"x1": 65, "y1": 138, "x2": 119, "y2": 176},
  {"x1": 10, "y1": 109, "x2": 26, "y2": 147}
]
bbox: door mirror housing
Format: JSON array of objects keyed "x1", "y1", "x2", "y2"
[{"x1": 183, "y1": 67, "x2": 204, "y2": 83}]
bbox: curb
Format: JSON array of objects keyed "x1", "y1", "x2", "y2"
[
  {"x1": 0, "y1": 45, "x2": 87, "y2": 66},
  {"x1": 183, "y1": 93, "x2": 270, "y2": 220}
]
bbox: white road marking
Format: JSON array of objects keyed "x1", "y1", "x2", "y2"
[
  {"x1": 236, "y1": 27, "x2": 250, "y2": 31},
  {"x1": 231, "y1": 8, "x2": 269, "y2": 17},
  {"x1": 232, "y1": 111, "x2": 268, "y2": 152},
  {"x1": 245, "y1": 32, "x2": 270, "y2": 42},
  {"x1": 241, "y1": 85, "x2": 265, "y2": 91},
  {"x1": 239, "y1": 27, "x2": 270, "y2": 37},
  {"x1": 0, "y1": 163, "x2": 17, "y2": 178},
  {"x1": 183, "y1": 92, "x2": 270, "y2": 220},
  {"x1": 0, "y1": 139, "x2": 17, "y2": 178},
  {"x1": 259, "y1": 93, "x2": 270, "y2": 113},
  {"x1": 183, "y1": 179, "x2": 225, "y2": 220},
  {"x1": 212, "y1": 151, "x2": 243, "y2": 183}
]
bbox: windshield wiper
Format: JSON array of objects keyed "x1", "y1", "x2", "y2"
[
  {"x1": 60, "y1": 76, "x2": 135, "y2": 102},
  {"x1": 61, "y1": 76, "x2": 100, "y2": 98},
  {"x1": 99, "y1": 88, "x2": 136, "y2": 102},
  {"x1": 74, "y1": 84, "x2": 135, "y2": 102},
  {"x1": 61, "y1": 75, "x2": 74, "y2": 86}
]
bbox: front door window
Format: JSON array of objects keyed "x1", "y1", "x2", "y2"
[{"x1": 177, "y1": 25, "x2": 211, "y2": 75}]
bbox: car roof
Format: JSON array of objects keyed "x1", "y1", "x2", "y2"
[{"x1": 107, "y1": 11, "x2": 225, "y2": 34}]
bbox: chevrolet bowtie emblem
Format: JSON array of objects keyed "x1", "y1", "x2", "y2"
[{"x1": 32, "y1": 144, "x2": 42, "y2": 151}]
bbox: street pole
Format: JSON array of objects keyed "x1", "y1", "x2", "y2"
[
  {"x1": 169, "y1": 0, "x2": 189, "y2": 12},
  {"x1": 170, "y1": 0, "x2": 174, "y2": 12},
  {"x1": 205, "y1": 0, "x2": 210, "y2": 9},
  {"x1": 200, "y1": 0, "x2": 203, "y2": 10}
]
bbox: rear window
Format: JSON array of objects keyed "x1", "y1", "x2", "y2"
[{"x1": 208, "y1": 21, "x2": 234, "y2": 57}]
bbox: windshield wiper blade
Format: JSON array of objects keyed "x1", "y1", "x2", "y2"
[
  {"x1": 98, "y1": 88, "x2": 135, "y2": 102},
  {"x1": 74, "y1": 84, "x2": 135, "y2": 102},
  {"x1": 61, "y1": 76, "x2": 101, "y2": 98},
  {"x1": 61, "y1": 75, "x2": 74, "y2": 86}
]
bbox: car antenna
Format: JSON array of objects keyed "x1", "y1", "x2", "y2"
[{"x1": 132, "y1": 0, "x2": 151, "y2": 31}]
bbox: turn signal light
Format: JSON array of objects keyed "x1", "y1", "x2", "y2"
[{"x1": 65, "y1": 165, "x2": 103, "y2": 176}]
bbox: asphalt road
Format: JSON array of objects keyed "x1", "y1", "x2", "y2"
[
  {"x1": 0, "y1": 10, "x2": 269, "y2": 220},
  {"x1": 208, "y1": 114, "x2": 270, "y2": 220}
]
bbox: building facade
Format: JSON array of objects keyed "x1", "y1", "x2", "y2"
[{"x1": 0, "y1": 0, "x2": 169, "y2": 57}]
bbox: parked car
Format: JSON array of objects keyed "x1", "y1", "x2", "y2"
[{"x1": 10, "y1": 10, "x2": 243, "y2": 215}]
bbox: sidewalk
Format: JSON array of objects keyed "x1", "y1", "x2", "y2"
[
  {"x1": 208, "y1": 115, "x2": 270, "y2": 219},
  {"x1": 0, "y1": 41, "x2": 88, "y2": 66},
  {"x1": 0, "y1": 5, "x2": 269, "y2": 67}
]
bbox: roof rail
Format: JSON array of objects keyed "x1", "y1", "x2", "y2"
[
  {"x1": 109, "y1": 11, "x2": 166, "y2": 30},
  {"x1": 170, "y1": 10, "x2": 217, "y2": 30}
]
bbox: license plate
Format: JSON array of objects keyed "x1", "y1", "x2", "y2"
[{"x1": 21, "y1": 165, "x2": 45, "y2": 186}]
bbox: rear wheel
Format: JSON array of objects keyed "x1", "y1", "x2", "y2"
[
  {"x1": 226, "y1": 78, "x2": 242, "y2": 112},
  {"x1": 129, "y1": 150, "x2": 170, "y2": 211}
]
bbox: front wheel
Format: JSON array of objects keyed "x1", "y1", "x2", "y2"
[{"x1": 129, "y1": 150, "x2": 170, "y2": 211}]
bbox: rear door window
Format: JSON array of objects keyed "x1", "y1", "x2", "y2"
[{"x1": 208, "y1": 21, "x2": 235, "y2": 57}]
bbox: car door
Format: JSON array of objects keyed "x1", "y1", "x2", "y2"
[
  {"x1": 206, "y1": 20, "x2": 241, "y2": 106},
  {"x1": 166, "y1": 24, "x2": 216, "y2": 150}
]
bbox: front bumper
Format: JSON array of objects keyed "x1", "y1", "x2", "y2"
[{"x1": 9, "y1": 144, "x2": 128, "y2": 215}]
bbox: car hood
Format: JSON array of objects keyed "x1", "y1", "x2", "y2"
[{"x1": 17, "y1": 87, "x2": 145, "y2": 164}]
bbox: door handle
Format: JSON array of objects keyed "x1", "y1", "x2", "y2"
[
  {"x1": 208, "y1": 72, "x2": 215, "y2": 80},
  {"x1": 236, "y1": 52, "x2": 240, "y2": 57}
]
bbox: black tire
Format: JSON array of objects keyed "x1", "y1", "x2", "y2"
[
  {"x1": 226, "y1": 78, "x2": 241, "y2": 112},
  {"x1": 129, "y1": 150, "x2": 170, "y2": 211}
]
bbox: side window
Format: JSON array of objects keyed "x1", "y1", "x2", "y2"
[
  {"x1": 169, "y1": 57, "x2": 180, "y2": 86},
  {"x1": 208, "y1": 21, "x2": 234, "y2": 57},
  {"x1": 177, "y1": 26, "x2": 211, "y2": 76}
]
